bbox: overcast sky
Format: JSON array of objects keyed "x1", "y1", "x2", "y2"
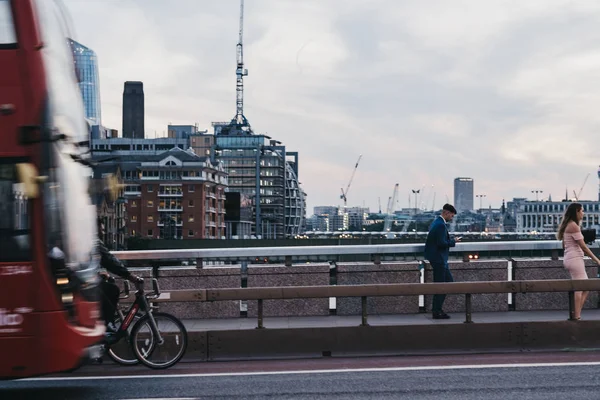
[{"x1": 63, "y1": 0, "x2": 600, "y2": 214}]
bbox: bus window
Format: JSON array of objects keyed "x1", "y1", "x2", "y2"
[
  {"x1": 0, "y1": 163, "x2": 30, "y2": 261},
  {"x1": 0, "y1": 0, "x2": 16, "y2": 47}
]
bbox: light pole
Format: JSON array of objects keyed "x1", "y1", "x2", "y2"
[
  {"x1": 411, "y1": 189, "x2": 420, "y2": 215},
  {"x1": 475, "y1": 194, "x2": 486, "y2": 212},
  {"x1": 531, "y1": 190, "x2": 543, "y2": 201}
]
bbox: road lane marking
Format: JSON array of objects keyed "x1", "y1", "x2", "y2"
[{"x1": 20, "y1": 361, "x2": 600, "y2": 381}]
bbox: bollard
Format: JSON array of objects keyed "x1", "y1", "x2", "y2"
[
  {"x1": 361, "y1": 296, "x2": 369, "y2": 326},
  {"x1": 284, "y1": 255, "x2": 292, "y2": 267},
  {"x1": 196, "y1": 257, "x2": 203, "y2": 269},
  {"x1": 568, "y1": 291, "x2": 576, "y2": 321},
  {"x1": 418, "y1": 261, "x2": 426, "y2": 313},
  {"x1": 464, "y1": 293, "x2": 473, "y2": 323},
  {"x1": 372, "y1": 254, "x2": 381, "y2": 265},
  {"x1": 256, "y1": 299, "x2": 264, "y2": 329}
]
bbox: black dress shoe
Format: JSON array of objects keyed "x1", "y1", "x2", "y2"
[{"x1": 432, "y1": 312, "x2": 451, "y2": 319}]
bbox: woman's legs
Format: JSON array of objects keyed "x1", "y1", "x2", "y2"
[
  {"x1": 573, "y1": 291, "x2": 590, "y2": 319},
  {"x1": 565, "y1": 258, "x2": 588, "y2": 319}
]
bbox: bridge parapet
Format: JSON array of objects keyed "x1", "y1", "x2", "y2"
[{"x1": 114, "y1": 241, "x2": 600, "y2": 319}]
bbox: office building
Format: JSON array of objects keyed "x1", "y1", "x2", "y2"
[
  {"x1": 69, "y1": 39, "x2": 101, "y2": 125},
  {"x1": 454, "y1": 177, "x2": 474, "y2": 212},
  {"x1": 515, "y1": 200, "x2": 600, "y2": 234},
  {"x1": 211, "y1": 122, "x2": 306, "y2": 238},
  {"x1": 122, "y1": 81, "x2": 145, "y2": 139}
]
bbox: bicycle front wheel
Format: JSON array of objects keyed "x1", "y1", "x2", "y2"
[{"x1": 130, "y1": 312, "x2": 188, "y2": 369}]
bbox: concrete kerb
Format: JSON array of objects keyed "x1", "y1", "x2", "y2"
[{"x1": 169, "y1": 319, "x2": 600, "y2": 362}]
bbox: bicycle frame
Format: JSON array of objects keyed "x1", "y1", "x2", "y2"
[{"x1": 113, "y1": 279, "x2": 165, "y2": 345}]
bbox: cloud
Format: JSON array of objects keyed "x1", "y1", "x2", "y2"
[{"x1": 63, "y1": 0, "x2": 600, "y2": 213}]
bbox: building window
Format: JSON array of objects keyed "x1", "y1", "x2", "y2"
[
  {"x1": 188, "y1": 215, "x2": 194, "y2": 223},
  {"x1": 148, "y1": 229, "x2": 153, "y2": 236},
  {"x1": 131, "y1": 215, "x2": 137, "y2": 222},
  {"x1": 148, "y1": 184, "x2": 153, "y2": 192},
  {"x1": 147, "y1": 200, "x2": 154, "y2": 207},
  {"x1": 132, "y1": 229, "x2": 136, "y2": 236},
  {"x1": 147, "y1": 215, "x2": 154, "y2": 222},
  {"x1": 189, "y1": 185, "x2": 195, "y2": 192},
  {"x1": 131, "y1": 200, "x2": 137, "y2": 207},
  {"x1": 188, "y1": 230, "x2": 194, "y2": 237},
  {"x1": 189, "y1": 200, "x2": 194, "y2": 207}
]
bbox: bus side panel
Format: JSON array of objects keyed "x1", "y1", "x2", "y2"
[
  {"x1": 0, "y1": 49, "x2": 23, "y2": 156},
  {"x1": 0, "y1": 263, "x2": 35, "y2": 338},
  {"x1": 0, "y1": 337, "x2": 36, "y2": 379},
  {"x1": 0, "y1": 311, "x2": 103, "y2": 379},
  {"x1": 36, "y1": 311, "x2": 104, "y2": 374}
]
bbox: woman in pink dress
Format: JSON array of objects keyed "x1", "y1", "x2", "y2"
[{"x1": 556, "y1": 202, "x2": 600, "y2": 320}]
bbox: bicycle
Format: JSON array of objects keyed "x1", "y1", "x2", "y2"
[{"x1": 102, "y1": 277, "x2": 188, "y2": 369}]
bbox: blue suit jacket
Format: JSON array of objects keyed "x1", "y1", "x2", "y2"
[{"x1": 424, "y1": 216, "x2": 456, "y2": 265}]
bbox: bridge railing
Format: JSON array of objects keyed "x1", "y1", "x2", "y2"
[
  {"x1": 146, "y1": 279, "x2": 600, "y2": 326},
  {"x1": 113, "y1": 240, "x2": 587, "y2": 265},
  {"x1": 111, "y1": 241, "x2": 600, "y2": 320}
]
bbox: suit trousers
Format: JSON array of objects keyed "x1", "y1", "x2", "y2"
[
  {"x1": 431, "y1": 262, "x2": 454, "y2": 313},
  {"x1": 100, "y1": 279, "x2": 120, "y2": 325}
]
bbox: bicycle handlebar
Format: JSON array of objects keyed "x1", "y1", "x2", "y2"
[{"x1": 118, "y1": 278, "x2": 160, "y2": 300}]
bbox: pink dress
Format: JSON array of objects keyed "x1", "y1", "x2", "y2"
[{"x1": 563, "y1": 230, "x2": 587, "y2": 279}]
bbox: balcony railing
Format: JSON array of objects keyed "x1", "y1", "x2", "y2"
[
  {"x1": 158, "y1": 192, "x2": 183, "y2": 197},
  {"x1": 157, "y1": 221, "x2": 183, "y2": 227},
  {"x1": 158, "y1": 207, "x2": 183, "y2": 212}
]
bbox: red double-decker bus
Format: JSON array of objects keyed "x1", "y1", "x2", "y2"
[{"x1": 0, "y1": 0, "x2": 104, "y2": 379}]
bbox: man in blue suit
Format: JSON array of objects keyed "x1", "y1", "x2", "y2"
[{"x1": 424, "y1": 203, "x2": 461, "y2": 319}]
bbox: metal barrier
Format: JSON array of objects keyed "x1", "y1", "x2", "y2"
[
  {"x1": 113, "y1": 240, "x2": 568, "y2": 263},
  {"x1": 147, "y1": 279, "x2": 600, "y2": 327}
]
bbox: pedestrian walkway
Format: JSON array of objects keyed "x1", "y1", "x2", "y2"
[{"x1": 180, "y1": 309, "x2": 600, "y2": 332}]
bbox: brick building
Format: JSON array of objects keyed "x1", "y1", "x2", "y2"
[
  {"x1": 92, "y1": 164, "x2": 126, "y2": 249},
  {"x1": 118, "y1": 148, "x2": 228, "y2": 239}
]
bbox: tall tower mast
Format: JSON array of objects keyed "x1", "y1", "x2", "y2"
[{"x1": 234, "y1": 0, "x2": 249, "y2": 127}]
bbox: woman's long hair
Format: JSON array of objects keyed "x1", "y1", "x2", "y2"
[{"x1": 557, "y1": 202, "x2": 582, "y2": 240}]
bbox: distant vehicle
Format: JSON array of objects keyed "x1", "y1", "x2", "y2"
[{"x1": 0, "y1": 0, "x2": 104, "y2": 379}]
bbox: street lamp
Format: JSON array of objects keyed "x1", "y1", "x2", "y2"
[
  {"x1": 531, "y1": 190, "x2": 543, "y2": 201},
  {"x1": 475, "y1": 194, "x2": 486, "y2": 212},
  {"x1": 411, "y1": 189, "x2": 420, "y2": 215}
]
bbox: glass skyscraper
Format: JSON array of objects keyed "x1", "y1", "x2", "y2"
[{"x1": 69, "y1": 39, "x2": 101, "y2": 125}]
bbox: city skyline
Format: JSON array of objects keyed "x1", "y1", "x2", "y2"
[{"x1": 63, "y1": 0, "x2": 600, "y2": 212}]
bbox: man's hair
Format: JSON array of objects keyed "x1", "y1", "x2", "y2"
[{"x1": 442, "y1": 203, "x2": 457, "y2": 214}]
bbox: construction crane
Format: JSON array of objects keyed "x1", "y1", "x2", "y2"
[
  {"x1": 340, "y1": 154, "x2": 362, "y2": 207},
  {"x1": 378, "y1": 197, "x2": 382, "y2": 214},
  {"x1": 573, "y1": 172, "x2": 590, "y2": 201},
  {"x1": 383, "y1": 183, "x2": 399, "y2": 232},
  {"x1": 233, "y1": 0, "x2": 249, "y2": 128}
]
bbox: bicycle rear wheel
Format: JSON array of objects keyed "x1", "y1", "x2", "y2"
[
  {"x1": 130, "y1": 312, "x2": 187, "y2": 369},
  {"x1": 107, "y1": 313, "x2": 141, "y2": 366}
]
